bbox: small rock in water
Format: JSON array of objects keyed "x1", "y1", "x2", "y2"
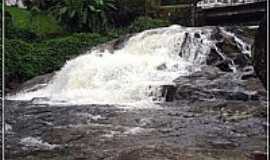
[
  {"x1": 225, "y1": 92, "x2": 249, "y2": 101},
  {"x1": 156, "y1": 63, "x2": 167, "y2": 70},
  {"x1": 215, "y1": 59, "x2": 233, "y2": 72},
  {"x1": 209, "y1": 139, "x2": 238, "y2": 149},
  {"x1": 31, "y1": 97, "x2": 50, "y2": 104},
  {"x1": 233, "y1": 54, "x2": 251, "y2": 68},
  {"x1": 252, "y1": 151, "x2": 267, "y2": 160},
  {"x1": 194, "y1": 32, "x2": 201, "y2": 38},
  {"x1": 161, "y1": 85, "x2": 177, "y2": 102},
  {"x1": 206, "y1": 48, "x2": 223, "y2": 66},
  {"x1": 148, "y1": 84, "x2": 177, "y2": 102}
]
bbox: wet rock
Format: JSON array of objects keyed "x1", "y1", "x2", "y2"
[
  {"x1": 175, "y1": 84, "x2": 213, "y2": 101},
  {"x1": 241, "y1": 66, "x2": 256, "y2": 80},
  {"x1": 148, "y1": 84, "x2": 177, "y2": 102},
  {"x1": 91, "y1": 34, "x2": 134, "y2": 53},
  {"x1": 224, "y1": 91, "x2": 249, "y2": 101},
  {"x1": 210, "y1": 27, "x2": 224, "y2": 41},
  {"x1": 218, "y1": 37, "x2": 241, "y2": 58},
  {"x1": 9, "y1": 73, "x2": 55, "y2": 95},
  {"x1": 206, "y1": 48, "x2": 223, "y2": 66},
  {"x1": 252, "y1": 15, "x2": 267, "y2": 88},
  {"x1": 215, "y1": 59, "x2": 233, "y2": 72},
  {"x1": 161, "y1": 85, "x2": 177, "y2": 102},
  {"x1": 208, "y1": 26, "x2": 253, "y2": 72},
  {"x1": 252, "y1": 151, "x2": 267, "y2": 160},
  {"x1": 194, "y1": 32, "x2": 201, "y2": 38},
  {"x1": 209, "y1": 139, "x2": 238, "y2": 149},
  {"x1": 234, "y1": 54, "x2": 251, "y2": 68},
  {"x1": 156, "y1": 63, "x2": 167, "y2": 70}
]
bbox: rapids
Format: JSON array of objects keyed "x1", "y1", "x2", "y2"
[{"x1": 8, "y1": 25, "x2": 251, "y2": 105}]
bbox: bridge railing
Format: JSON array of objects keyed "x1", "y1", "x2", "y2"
[{"x1": 197, "y1": 0, "x2": 266, "y2": 8}]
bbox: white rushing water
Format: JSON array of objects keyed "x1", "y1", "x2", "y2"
[{"x1": 9, "y1": 25, "x2": 226, "y2": 105}]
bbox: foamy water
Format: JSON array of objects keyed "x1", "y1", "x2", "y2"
[{"x1": 9, "y1": 25, "x2": 247, "y2": 106}]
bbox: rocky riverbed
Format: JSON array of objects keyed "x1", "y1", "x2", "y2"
[
  {"x1": 3, "y1": 98, "x2": 267, "y2": 160},
  {"x1": 1, "y1": 25, "x2": 268, "y2": 159},
  {"x1": 3, "y1": 69, "x2": 267, "y2": 160}
]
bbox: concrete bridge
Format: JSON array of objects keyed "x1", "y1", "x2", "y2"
[{"x1": 145, "y1": 0, "x2": 267, "y2": 26}]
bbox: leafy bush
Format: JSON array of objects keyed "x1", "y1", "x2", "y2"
[
  {"x1": 49, "y1": 0, "x2": 116, "y2": 32},
  {"x1": 5, "y1": 39, "x2": 34, "y2": 82},
  {"x1": 5, "y1": 33, "x2": 113, "y2": 85},
  {"x1": 128, "y1": 17, "x2": 171, "y2": 33}
]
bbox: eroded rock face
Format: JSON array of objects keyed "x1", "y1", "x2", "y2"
[
  {"x1": 173, "y1": 66, "x2": 266, "y2": 102},
  {"x1": 253, "y1": 15, "x2": 267, "y2": 88},
  {"x1": 206, "y1": 26, "x2": 253, "y2": 72}
]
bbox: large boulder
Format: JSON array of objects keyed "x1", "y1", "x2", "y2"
[{"x1": 253, "y1": 15, "x2": 267, "y2": 88}]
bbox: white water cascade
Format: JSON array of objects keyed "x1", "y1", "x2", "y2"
[{"x1": 9, "y1": 25, "x2": 229, "y2": 105}]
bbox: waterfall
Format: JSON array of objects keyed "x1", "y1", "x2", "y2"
[{"x1": 8, "y1": 25, "x2": 250, "y2": 105}]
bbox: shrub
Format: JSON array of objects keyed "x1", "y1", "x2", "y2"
[
  {"x1": 5, "y1": 33, "x2": 113, "y2": 85},
  {"x1": 5, "y1": 39, "x2": 34, "y2": 83}
]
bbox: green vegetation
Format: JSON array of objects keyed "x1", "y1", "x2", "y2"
[
  {"x1": 5, "y1": 33, "x2": 113, "y2": 85},
  {"x1": 6, "y1": 6, "x2": 31, "y2": 29},
  {"x1": 49, "y1": 0, "x2": 116, "y2": 32},
  {"x1": 6, "y1": 6, "x2": 62, "y2": 36}
]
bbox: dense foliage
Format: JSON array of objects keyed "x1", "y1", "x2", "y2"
[
  {"x1": 5, "y1": 33, "x2": 113, "y2": 87},
  {"x1": 49, "y1": 0, "x2": 116, "y2": 32}
]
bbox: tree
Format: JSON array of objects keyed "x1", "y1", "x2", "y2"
[{"x1": 49, "y1": 0, "x2": 116, "y2": 32}]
